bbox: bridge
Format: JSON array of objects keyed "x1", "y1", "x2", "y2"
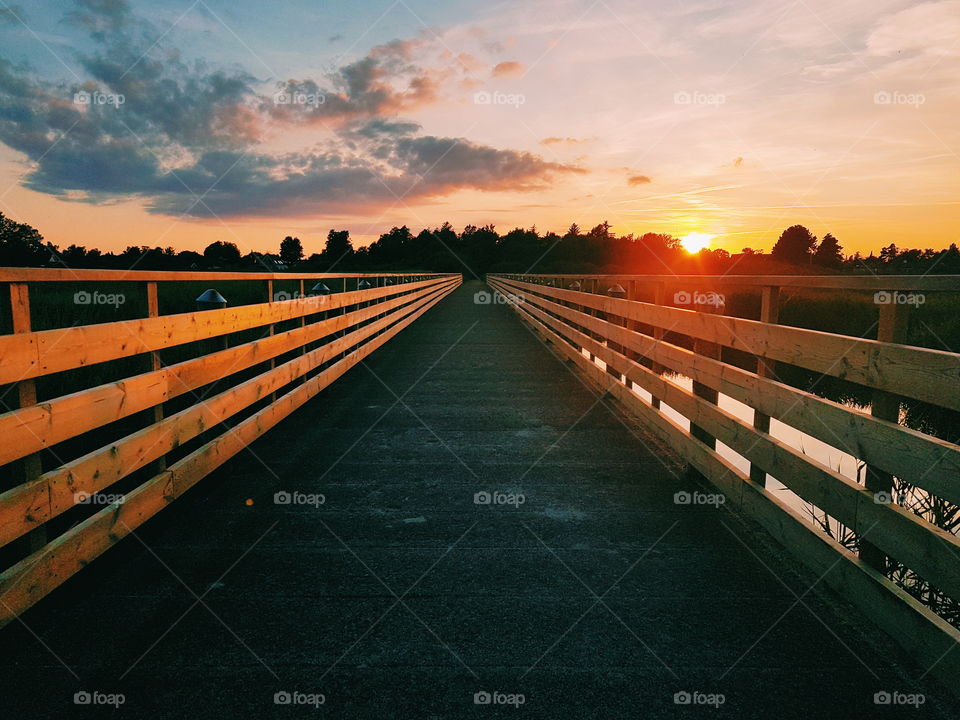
[{"x1": 0, "y1": 268, "x2": 958, "y2": 717}]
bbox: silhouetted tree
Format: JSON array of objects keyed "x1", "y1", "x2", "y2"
[
  {"x1": 0, "y1": 212, "x2": 48, "y2": 266},
  {"x1": 771, "y1": 225, "x2": 817, "y2": 265},
  {"x1": 813, "y1": 233, "x2": 843, "y2": 268},
  {"x1": 369, "y1": 226, "x2": 413, "y2": 266},
  {"x1": 203, "y1": 240, "x2": 241, "y2": 267},
  {"x1": 321, "y1": 230, "x2": 354, "y2": 268},
  {"x1": 279, "y1": 236, "x2": 303, "y2": 264}
]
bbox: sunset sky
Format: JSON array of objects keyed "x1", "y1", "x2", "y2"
[{"x1": 0, "y1": 0, "x2": 957, "y2": 256}]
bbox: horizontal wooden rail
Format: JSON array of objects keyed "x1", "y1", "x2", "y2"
[
  {"x1": 0, "y1": 267, "x2": 446, "y2": 283},
  {"x1": 503, "y1": 282, "x2": 960, "y2": 505},
  {"x1": 488, "y1": 274, "x2": 960, "y2": 691},
  {"x1": 501, "y1": 273, "x2": 960, "y2": 292},
  {"x1": 0, "y1": 279, "x2": 453, "y2": 466},
  {"x1": 500, "y1": 282, "x2": 960, "y2": 601},
  {"x1": 0, "y1": 276, "x2": 451, "y2": 384},
  {"x1": 0, "y1": 271, "x2": 460, "y2": 624},
  {"x1": 498, "y1": 277, "x2": 960, "y2": 412},
  {"x1": 0, "y1": 279, "x2": 457, "y2": 548}
]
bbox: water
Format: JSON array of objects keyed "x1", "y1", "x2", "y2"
[{"x1": 582, "y1": 349, "x2": 866, "y2": 519}]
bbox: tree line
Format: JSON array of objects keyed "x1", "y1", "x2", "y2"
[{"x1": 1, "y1": 212, "x2": 958, "y2": 276}]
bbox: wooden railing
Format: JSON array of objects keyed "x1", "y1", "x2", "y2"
[
  {"x1": 0, "y1": 269, "x2": 461, "y2": 623},
  {"x1": 489, "y1": 272, "x2": 960, "y2": 687}
]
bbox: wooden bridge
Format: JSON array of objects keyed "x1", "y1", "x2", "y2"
[{"x1": 0, "y1": 269, "x2": 958, "y2": 717}]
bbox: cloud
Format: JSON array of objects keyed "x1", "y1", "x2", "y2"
[
  {"x1": 0, "y1": 5, "x2": 584, "y2": 220},
  {"x1": 65, "y1": 0, "x2": 135, "y2": 41},
  {"x1": 264, "y1": 38, "x2": 480, "y2": 127},
  {"x1": 541, "y1": 136, "x2": 589, "y2": 146},
  {"x1": 627, "y1": 174, "x2": 651, "y2": 186},
  {"x1": 0, "y1": 4, "x2": 26, "y2": 24},
  {"x1": 125, "y1": 128, "x2": 583, "y2": 217},
  {"x1": 866, "y1": 1, "x2": 960, "y2": 58},
  {"x1": 491, "y1": 61, "x2": 525, "y2": 77}
]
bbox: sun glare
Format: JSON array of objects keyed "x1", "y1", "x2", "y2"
[{"x1": 679, "y1": 232, "x2": 715, "y2": 253}]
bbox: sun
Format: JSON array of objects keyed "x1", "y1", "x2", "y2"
[{"x1": 679, "y1": 232, "x2": 715, "y2": 253}]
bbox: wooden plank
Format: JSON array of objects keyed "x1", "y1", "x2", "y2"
[
  {"x1": 0, "y1": 280, "x2": 458, "y2": 547},
  {"x1": 0, "y1": 278, "x2": 459, "y2": 626},
  {"x1": 494, "y1": 276, "x2": 960, "y2": 412},
  {"x1": 0, "y1": 277, "x2": 453, "y2": 384},
  {"x1": 491, "y1": 279, "x2": 960, "y2": 694},
  {"x1": 145, "y1": 281, "x2": 166, "y2": 473},
  {"x1": 690, "y1": 292, "x2": 721, "y2": 450},
  {"x1": 496, "y1": 273, "x2": 960, "y2": 292},
  {"x1": 751, "y1": 285, "x2": 779, "y2": 487},
  {"x1": 503, "y1": 281, "x2": 960, "y2": 505},
  {"x1": 0, "y1": 280, "x2": 455, "y2": 466},
  {"x1": 862, "y1": 301, "x2": 911, "y2": 570},
  {"x1": 0, "y1": 268, "x2": 454, "y2": 283},
  {"x1": 7, "y1": 283, "x2": 46, "y2": 552}
]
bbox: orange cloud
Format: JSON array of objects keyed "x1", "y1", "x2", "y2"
[
  {"x1": 491, "y1": 61, "x2": 525, "y2": 77},
  {"x1": 541, "y1": 137, "x2": 589, "y2": 146},
  {"x1": 627, "y1": 175, "x2": 652, "y2": 186}
]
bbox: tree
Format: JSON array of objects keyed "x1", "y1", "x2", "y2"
[
  {"x1": 771, "y1": 225, "x2": 817, "y2": 265},
  {"x1": 0, "y1": 212, "x2": 48, "y2": 266},
  {"x1": 813, "y1": 233, "x2": 843, "y2": 268},
  {"x1": 202, "y1": 240, "x2": 241, "y2": 267},
  {"x1": 369, "y1": 226, "x2": 413, "y2": 266},
  {"x1": 324, "y1": 229, "x2": 353, "y2": 260},
  {"x1": 279, "y1": 236, "x2": 303, "y2": 264}
]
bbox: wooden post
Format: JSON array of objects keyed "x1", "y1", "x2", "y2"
[
  {"x1": 650, "y1": 281, "x2": 666, "y2": 410},
  {"x1": 861, "y1": 300, "x2": 910, "y2": 572},
  {"x1": 605, "y1": 284, "x2": 627, "y2": 381},
  {"x1": 750, "y1": 285, "x2": 780, "y2": 487},
  {"x1": 626, "y1": 280, "x2": 641, "y2": 365},
  {"x1": 690, "y1": 289, "x2": 720, "y2": 450},
  {"x1": 299, "y1": 279, "x2": 307, "y2": 372},
  {"x1": 146, "y1": 282, "x2": 166, "y2": 473},
  {"x1": 588, "y1": 278, "x2": 599, "y2": 363},
  {"x1": 9, "y1": 283, "x2": 46, "y2": 552},
  {"x1": 267, "y1": 279, "x2": 277, "y2": 403}
]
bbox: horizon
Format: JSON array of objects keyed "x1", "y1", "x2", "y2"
[{"x1": 0, "y1": 0, "x2": 957, "y2": 258}]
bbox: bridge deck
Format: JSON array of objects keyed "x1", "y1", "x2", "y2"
[{"x1": 3, "y1": 280, "x2": 954, "y2": 718}]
